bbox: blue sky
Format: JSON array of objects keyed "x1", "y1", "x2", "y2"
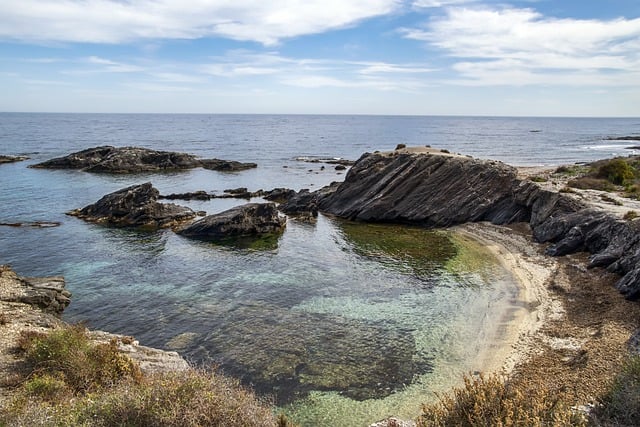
[{"x1": 1, "y1": 0, "x2": 639, "y2": 116}]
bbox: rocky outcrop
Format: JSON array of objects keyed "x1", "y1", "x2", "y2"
[
  {"x1": 0, "y1": 155, "x2": 29, "y2": 164},
  {"x1": 0, "y1": 267, "x2": 70, "y2": 315},
  {"x1": 177, "y1": 203, "x2": 285, "y2": 242},
  {"x1": 0, "y1": 265, "x2": 188, "y2": 395},
  {"x1": 292, "y1": 150, "x2": 640, "y2": 300},
  {"x1": 31, "y1": 146, "x2": 256, "y2": 173},
  {"x1": 67, "y1": 182, "x2": 195, "y2": 229}
]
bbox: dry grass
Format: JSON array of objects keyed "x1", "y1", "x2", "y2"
[
  {"x1": 2, "y1": 324, "x2": 294, "y2": 427},
  {"x1": 417, "y1": 373, "x2": 586, "y2": 427}
]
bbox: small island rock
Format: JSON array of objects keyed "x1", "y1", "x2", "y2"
[
  {"x1": 177, "y1": 203, "x2": 285, "y2": 242},
  {"x1": 67, "y1": 182, "x2": 195, "y2": 229},
  {"x1": 31, "y1": 146, "x2": 256, "y2": 173}
]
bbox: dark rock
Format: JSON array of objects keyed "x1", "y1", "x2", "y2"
[
  {"x1": 395, "y1": 143, "x2": 406, "y2": 150},
  {"x1": 0, "y1": 221, "x2": 61, "y2": 228},
  {"x1": 262, "y1": 188, "x2": 296, "y2": 203},
  {"x1": 0, "y1": 155, "x2": 29, "y2": 164},
  {"x1": 199, "y1": 159, "x2": 257, "y2": 172},
  {"x1": 606, "y1": 136, "x2": 640, "y2": 141},
  {"x1": 177, "y1": 203, "x2": 285, "y2": 242},
  {"x1": 335, "y1": 164, "x2": 347, "y2": 171},
  {"x1": 31, "y1": 146, "x2": 256, "y2": 173},
  {"x1": 67, "y1": 183, "x2": 195, "y2": 229},
  {"x1": 319, "y1": 152, "x2": 527, "y2": 226},
  {"x1": 160, "y1": 191, "x2": 212, "y2": 201},
  {"x1": 294, "y1": 156, "x2": 355, "y2": 166}
]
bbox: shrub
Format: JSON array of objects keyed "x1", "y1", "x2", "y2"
[
  {"x1": 20, "y1": 324, "x2": 141, "y2": 393},
  {"x1": 624, "y1": 210, "x2": 639, "y2": 221},
  {"x1": 592, "y1": 355, "x2": 640, "y2": 426},
  {"x1": 597, "y1": 159, "x2": 636, "y2": 185},
  {"x1": 3, "y1": 324, "x2": 294, "y2": 427},
  {"x1": 417, "y1": 373, "x2": 586, "y2": 427},
  {"x1": 568, "y1": 177, "x2": 614, "y2": 191},
  {"x1": 529, "y1": 176, "x2": 548, "y2": 183}
]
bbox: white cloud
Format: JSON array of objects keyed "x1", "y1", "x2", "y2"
[
  {"x1": 86, "y1": 56, "x2": 144, "y2": 72},
  {"x1": 358, "y1": 62, "x2": 435, "y2": 74},
  {"x1": 402, "y1": 6, "x2": 640, "y2": 86},
  {"x1": 0, "y1": 0, "x2": 401, "y2": 45},
  {"x1": 412, "y1": 0, "x2": 475, "y2": 8}
]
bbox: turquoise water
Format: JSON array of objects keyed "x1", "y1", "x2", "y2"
[{"x1": 1, "y1": 113, "x2": 639, "y2": 425}]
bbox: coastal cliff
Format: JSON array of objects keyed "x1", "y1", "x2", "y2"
[{"x1": 286, "y1": 148, "x2": 640, "y2": 300}]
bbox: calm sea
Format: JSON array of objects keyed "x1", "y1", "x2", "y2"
[{"x1": 1, "y1": 113, "x2": 639, "y2": 426}]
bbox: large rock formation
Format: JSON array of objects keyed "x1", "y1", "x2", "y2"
[
  {"x1": 290, "y1": 150, "x2": 640, "y2": 300},
  {"x1": 67, "y1": 182, "x2": 195, "y2": 229},
  {"x1": 31, "y1": 146, "x2": 256, "y2": 173},
  {"x1": 177, "y1": 203, "x2": 285, "y2": 242}
]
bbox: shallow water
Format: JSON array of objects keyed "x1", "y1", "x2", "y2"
[{"x1": 1, "y1": 113, "x2": 639, "y2": 425}]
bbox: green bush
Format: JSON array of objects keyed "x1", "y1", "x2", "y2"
[
  {"x1": 592, "y1": 355, "x2": 640, "y2": 426},
  {"x1": 20, "y1": 324, "x2": 142, "y2": 393},
  {"x1": 417, "y1": 373, "x2": 586, "y2": 427},
  {"x1": 597, "y1": 159, "x2": 636, "y2": 185}
]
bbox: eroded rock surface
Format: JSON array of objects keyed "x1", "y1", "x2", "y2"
[
  {"x1": 31, "y1": 146, "x2": 256, "y2": 173},
  {"x1": 67, "y1": 182, "x2": 195, "y2": 229},
  {"x1": 0, "y1": 155, "x2": 29, "y2": 164}
]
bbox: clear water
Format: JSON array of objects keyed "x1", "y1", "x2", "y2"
[{"x1": 1, "y1": 113, "x2": 639, "y2": 426}]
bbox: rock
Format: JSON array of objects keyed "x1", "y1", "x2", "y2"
[
  {"x1": 0, "y1": 268, "x2": 71, "y2": 315},
  {"x1": 305, "y1": 149, "x2": 640, "y2": 300},
  {"x1": 262, "y1": 188, "x2": 296, "y2": 203},
  {"x1": 319, "y1": 152, "x2": 528, "y2": 226},
  {"x1": 160, "y1": 191, "x2": 213, "y2": 201},
  {"x1": 31, "y1": 146, "x2": 256, "y2": 173},
  {"x1": 0, "y1": 155, "x2": 29, "y2": 164},
  {"x1": 335, "y1": 164, "x2": 347, "y2": 171},
  {"x1": 200, "y1": 159, "x2": 257, "y2": 171},
  {"x1": 67, "y1": 182, "x2": 195, "y2": 229},
  {"x1": 0, "y1": 221, "x2": 61, "y2": 228},
  {"x1": 177, "y1": 203, "x2": 285, "y2": 242}
]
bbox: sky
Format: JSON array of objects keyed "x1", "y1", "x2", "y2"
[{"x1": 1, "y1": 0, "x2": 639, "y2": 116}]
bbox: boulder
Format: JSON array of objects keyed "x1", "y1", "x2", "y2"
[
  {"x1": 67, "y1": 182, "x2": 195, "y2": 229},
  {"x1": 31, "y1": 146, "x2": 256, "y2": 173},
  {"x1": 177, "y1": 203, "x2": 285, "y2": 242}
]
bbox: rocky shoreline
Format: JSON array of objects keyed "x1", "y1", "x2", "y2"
[{"x1": 2, "y1": 145, "x2": 639, "y2": 425}]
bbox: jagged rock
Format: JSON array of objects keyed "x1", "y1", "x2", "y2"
[
  {"x1": 301, "y1": 149, "x2": 640, "y2": 300},
  {"x1": 262, "y1": 188, "x2": 296, "y2": 203},
  {"x1": 177, "y1": 203, "x2": 285, "y2": 242},
  {"x1": 67, "y1": 182, "x2": 195, "y2": 229},
  {"x1": 0, "y1": 155, "x2": 29, "y2": 164},
  {"x1": 30, "y1": 146, "x2": 256, "y2": 173},
  {"x1": 319, "y1": 152, "x2": 528, "y2": 226}
]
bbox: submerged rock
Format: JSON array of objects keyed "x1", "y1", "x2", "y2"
[
  {"x1": 67, "y1": 182, "x2": 195, "y2": 229},
  {"x1": 191, "y1": 302, "x2": 430, "y2": 404},
  {"x1": 31, "y1": 145, "x2": 256, "y2": 173},
  {"x1": 177, "y1": 203, "x2": 285, "y2": 242},
  {"x1": 0, "y1": 155, "x2": 29, "y2": 164}
]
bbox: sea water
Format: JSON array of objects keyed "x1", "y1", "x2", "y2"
[{"x1": 1, "y1": 113, "x2": 639, "y2": 425}]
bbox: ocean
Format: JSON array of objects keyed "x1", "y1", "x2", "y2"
[{"x1": 1, "y1": 113, "x2": 639, "y2": 425}]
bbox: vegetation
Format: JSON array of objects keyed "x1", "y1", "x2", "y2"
[
  {"x1": 565, "y1": 157, "x2": 640, "y2": 191},
  {"x1": 2, "y1": 324, "x2": 293, "y2": 427},
  {"x1": 591, "y1": 355, "x2": 640, "y2": 426},
  {"x1": 529, "y1": 175, "x2": 548, "y2": 183},
  {"x1": 417, "y1": 373, "x2": 586, "y2": 427},
  {"x1": 624, "y1": 210, "x2": 639, "y2": 221}
]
